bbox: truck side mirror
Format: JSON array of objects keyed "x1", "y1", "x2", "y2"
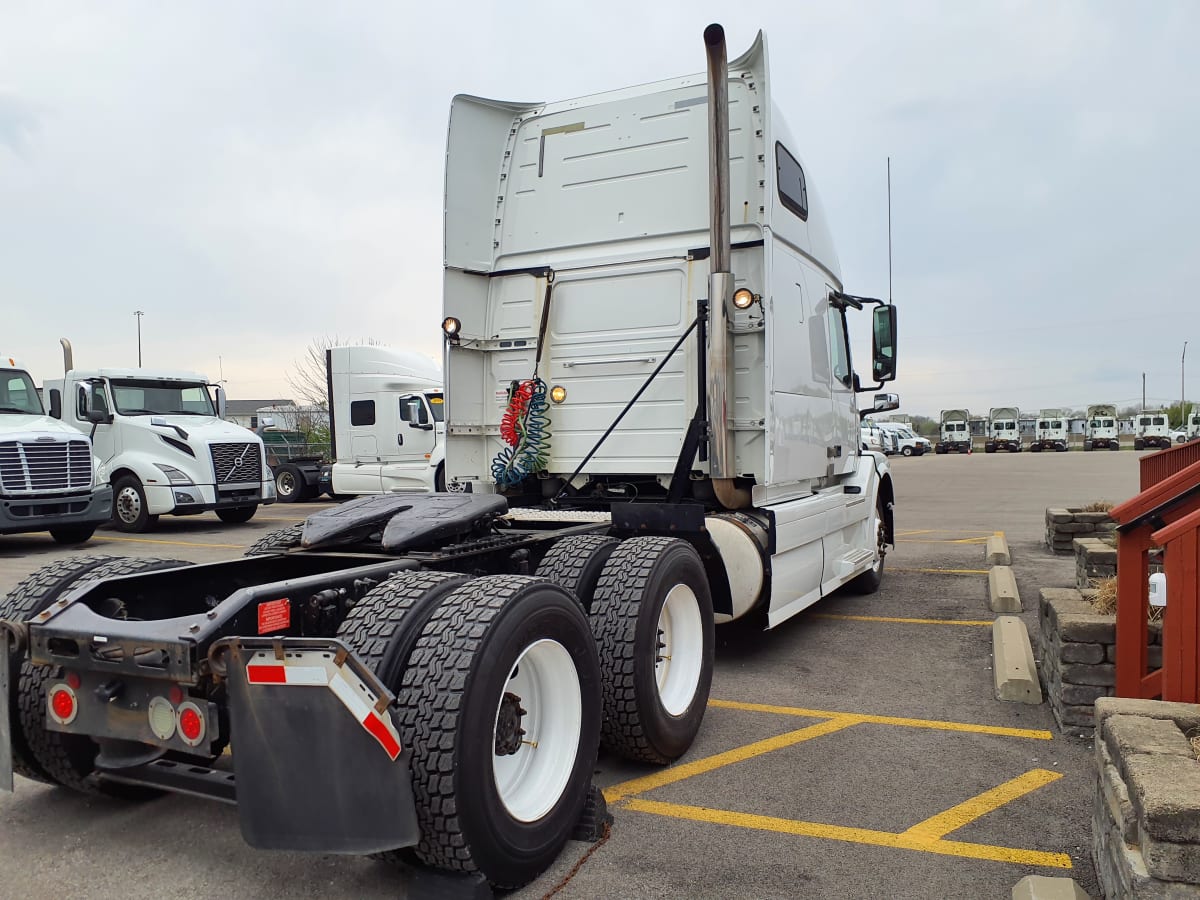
[
  {"x1": 76, "y1": 380, "x2": 112, "y2": 425},
  {"x1": 215, "y1": 384, "x2": 227, "y2": 419},
  {"x1": 49, "y1": 389, "x2": 62, "y2": 419},
  {"x1": 873, "y1": 393, "x2": 900, "y2": 414},
  {"x1": 872, "y1": 305, "x2": 897, "y2": 383},
  {"x1": 85, "y1": 407, "x2": 109, "y2": 425}
]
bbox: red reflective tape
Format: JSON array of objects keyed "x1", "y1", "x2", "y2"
[
  {"x1": 246, "y1": 664, "x2": 287, "y2": 684},
  {"x1": 361, "y1": 712, "x2": 401, "y2": 761}
]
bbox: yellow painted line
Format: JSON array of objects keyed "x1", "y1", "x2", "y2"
[
  {"x1": 891, "y1": 567, "x2": 989, "y2": 575},
  {"x1": 898, "y1": 537, "x2": 989, "y2": 545},
  {"x1": 810, "y1": 613, "x2": 992, "y2": 627},
  {"x1": 603, "y1": 717, "x2": 860, "y2": 804},
  {"x1": 902, "y1": 769, "x2": 1063, "y2": 841},
  {"x1": 895, "y1": 529, "x2": 935, "y2": 537},
  {"x1": 622, "y1": 799, "x2": 1071, "y2": 869},
  {"x1": 707, "y1": 699, "x2": 1053, "y2": 741},
  {"x1": 91, "y1": 535, "x2": 244, "y2": 550}
]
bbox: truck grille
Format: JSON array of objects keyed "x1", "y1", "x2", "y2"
[
  {"x1": 0, "y1": 438, "x2": 92, "y2": 494},
  {"x1": 210, "y1": 442, "x2": 262, "y2": 485}
]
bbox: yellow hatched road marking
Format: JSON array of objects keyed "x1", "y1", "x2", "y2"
[
  {"x1": 603, "y1": 717, "x2": 860, "y2": 804},
  {"x1": 91, "y1": 535, "x2": 244, "y2": 550},
  {"x1": 811, "y1": 613, "x2": 992, "y2": 627},
  {"x1": 622, "y1": 799, "x2": 1072, "y2": 869},
  {"x1": 902, "y1": 769, "x2": 1063, "y2": 841},
  {"x1": 899, "y1": 537, "x2": 989, "y2": 545},
  {"x1": 707, "y1": 699, "x2": 1052, "y2": 740}
]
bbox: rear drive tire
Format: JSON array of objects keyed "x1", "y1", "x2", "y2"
[
  {"x1": 50, "y1": 527, "x2": 96, "y2": 545},
  {"x1": 590, "y1": 537, "x2": 713, "y2": 764},
  {"x1": 2, "y1": 555, "x2": 120, "y2": 784},
  {"x1": 1110, "y1": 441, "x2": 1120, "y2": 451},
  {"x1": 216, "y1": 506, "x2": 257, "y2": 524},
  {"x1": 244, "y1": 525, "x2": 303, "y2": 556},
  {"x1": 394, "y1": 575, "x2": 601, "y2": 888},
  {"x1": 14, "y1": 556, "x2": 192, "y2": 797},
  {"x1": 275, "y1": 465, "x2": 303, "y2": 503},
  {"x1": 112, "y1": 474, "x2": 156, "y2": 533},
  {"x1": 534, "y1": 534, "x2": 620, "y2": 611},
  {"x1": 1084, "y1": 440, "x2": 1093, "y2": 451},
  {"x1": 1134, "y1": 439, "x2": 1145, "y2": 451}
]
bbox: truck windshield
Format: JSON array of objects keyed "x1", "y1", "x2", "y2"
[
  {"x1": 109, "y1": 379, "x2": 216, "y2": 416},
  {"x1": 0, "y1": 369, "x2": 44, "y2": 415},
  {"x1": 426, "y1": 393, "x2": 445, "y2": 423}
]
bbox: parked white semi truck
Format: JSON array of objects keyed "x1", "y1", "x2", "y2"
[
  {"x1": 984, "y1": 407, "x2": 1022, "y2": 453},
  {"x1": 0, "y1": 355, "x2": 111, "y2": 543},
  {"x1": 1189, "y1": 411, "x2": 1200, "y2": 441},
  {"x1": 1, "y1": 26, "x2": 897, "y2": 890},
  {"x1": 1029, "y1": 408, "x2": 1069, "y2": 452},
  {"x1": 325, "y1": 346, "x2": 447, "y2": 496},
  {"x1": 936, "y1": 409, "x2": 973, "y2": 453},
  {"x1": 1084, "y1": 404, "x2": 1120, "y2": 451},
  {"x1": 1133, "y1": 410, "x2": 1172, "y2": 451},
  {"x1": 45, "y1": 341, "x2": 275, "y2": 531}
]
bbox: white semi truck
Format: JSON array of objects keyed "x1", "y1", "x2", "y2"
[
  {"x1": 0, "y1": 355, "x2": 111, "y2": 543},
  {"x1": 1132, "y1": 410, "x2": 1172, "y2": 450},
  {"x1": 936, "y1": 409, "x2": 973, "y2": 453},
  {"x1": 1, "y1": 26, "x2": 898, "y2": 889},
  {"x1": 1029, "y1": 408, "x2": 1069, "y2": 452},
  {"x1": 45, "y1": 341, "x2": 276, "y2": 531},
  {"x1": 1084, "y1": 403, "x2": 1120, "y2": 451},
  {"x1": 325, "y1": 346, "x2": 447, "y2": 495},
  {"x1": 984, "y1": 407, "x2": 1022, "y2": 453},
  {"x1": 1189, "y1": 411, "x2": 1200, "y2": 441}
]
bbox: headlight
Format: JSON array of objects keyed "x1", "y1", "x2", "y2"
[
  {"x1": 732, "y1": 288, "x2": 755, "y2": 310},
  {"x1": 155, "y1": 464, "x2": 193, "y2": 485},
  {"x1": 94, "y1": 457, "x2": 108, "y2": 482},
  {"x1": 442, "y1": 316, "x2": 461, "y2": 337}
]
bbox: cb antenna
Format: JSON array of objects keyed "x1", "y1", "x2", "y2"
[{"x1": 887, "y1": 156, "x2": 893, "y2": 305}]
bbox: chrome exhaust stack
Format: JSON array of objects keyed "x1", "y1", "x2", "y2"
[
  {"x1": 703, "y1": 24, "x2": 749, "y2": 509},
  {"x1": 60, "y1": 338, "x2": 73, "y2": 374}
]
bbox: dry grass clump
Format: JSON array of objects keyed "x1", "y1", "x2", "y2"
[
  {"x1": 1091, "y1": 577, "x2": 1117, "y2": 615},
  {"x1": 1191, "y1": 735, "x2": 1200, "y2": 762},
  {"x1": 1089, "y1": 576, "x2": 1164, "y2": 622},
  {"x1": 1082, "y1": 501, "x2": 1115, "y2": 512}
]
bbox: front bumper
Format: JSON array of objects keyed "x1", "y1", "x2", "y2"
[
  {"x1": 0, "y1": 486, "x2": 112, "y2": 536},
  {"x1": 146, "y1": 481, "x2": 276, "y2": 516}
]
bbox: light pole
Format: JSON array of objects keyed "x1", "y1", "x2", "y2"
[
  {"x1": 1184, "y1": 341, "x2": 1189, "y2": 427},
  {"x1": 134, "y1": 310, "x2": 144, "y2": 367}
]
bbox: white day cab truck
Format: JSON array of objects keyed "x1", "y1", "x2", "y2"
[
  {"x1": 0, "y1": 355, "x2": 111, "y2": 544},
  {"x1": 1029, "y1": 408, "x2": 1069, "y2": 452},
  {"x1": 268, "y1": 346, "x2": 447, "y2": 503},
  {"x1": 984, "y1": 407, "x2": 1022, "y2": 453},
  {"x1": 1132, "y1": 410, "x2": 1172, "y2": 451},
  {"x1": 936, "y1": 409, "x2": 973, "y2": 453},
  {"x1": 0, "y1": 26, "x2": 898, "y2": 890},
  {"x1": 44, "y1": 340, "x2": 276, "y2": 531},
  {"x1": 1188, "y1": 412, "x2": 1200, "y2": 442},
  {"x1": 1084, "y1": 404, "x2": 1120, "y2": 451}
]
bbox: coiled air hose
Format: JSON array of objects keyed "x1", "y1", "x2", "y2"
[{"x1": 492, "y1": 377, "x2": 552, "y2": 486}]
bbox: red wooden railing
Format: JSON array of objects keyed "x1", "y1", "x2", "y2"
[
  {"x1": 1142, "y1": 438, "x2": 1200, "y2": 491},
  {"x1": 1110, "y1": 453, "x2": 1200, "y2": 701}
]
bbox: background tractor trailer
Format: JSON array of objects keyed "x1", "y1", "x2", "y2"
[
  {"x1": 937, "y1": 409, "x2": 972, "y2": 453},
  {"x1": 45, "y1": 340, "x2": 276, "y2": 531},
  {"x1": 264, "y1": 346, "x2": 447, "y2": 502},
  {"x1": 0, "y1": 26, "x2": 898, "y2": 890},
  {"x1": 1084, "y1": 404, "x2": 1120, "y2": 450},
  {"x1": 1029, "y1": 408, "x2": 1069, "y2": 452},
  {"x1": 0, "y1": 355, "x2": 111, "y2": 543},
  {"x1": 984, "y1": 407, "x2": 1022, "y2": 453},
  {"x1": 1133, "y1": 410, "x2": 1172, "y2": 450}
]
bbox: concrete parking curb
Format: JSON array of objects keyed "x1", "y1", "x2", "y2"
[
  {"x1": 986, "y1": 534, "x2": 1011, "y2": 566},
  {"x1": 1011, "y1": 874, "x2": 1091, "y2": 899},
  {"x1": 988, "y1": 565, "x2": 1021, "y2": 613},
  {"x1": 993, "y1": 616, "x2": 1043, "y2": 704}
]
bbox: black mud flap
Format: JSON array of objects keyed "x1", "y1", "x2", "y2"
[
  {"x1": 0, "y1": 620, "x2": 26, "y2": 793},
  {"x1": 215, "y1": 637, "x2": 419, "y2": 854},
  {"x1": 301, "y1": 492, "x2": 507, "y2": 551}
]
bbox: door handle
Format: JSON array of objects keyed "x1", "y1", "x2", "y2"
[{"x1": 397, "y1": 434, "x2": 404, "y2": 446}]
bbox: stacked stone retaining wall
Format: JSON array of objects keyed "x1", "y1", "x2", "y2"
[{"x1": 1046, "y1": 507, "x2": 1116, "y2": 555}]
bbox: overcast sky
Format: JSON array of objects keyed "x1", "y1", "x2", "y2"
[{"x1": 2, "y1": 1, "x2": 1196, "y2": 418}]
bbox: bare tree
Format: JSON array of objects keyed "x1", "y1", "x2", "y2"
[{"x1": 287, "y1": 336, "x2": 382, "y2": 409}]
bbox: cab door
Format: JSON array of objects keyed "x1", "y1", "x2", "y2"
[
  {"x1": 378, "y1": 394, "x2": 438, "y2": 492},
  {"x1": 826, "y1": 295, "x2": 857, "y2": 477}
]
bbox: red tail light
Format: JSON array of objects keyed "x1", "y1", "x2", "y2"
[
  {"x1": 177, "y1": 702, "x2": 206, "y2": 746},
  {"x1": 48, "y1": 685, "x2": 78, "y2": 725}
]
